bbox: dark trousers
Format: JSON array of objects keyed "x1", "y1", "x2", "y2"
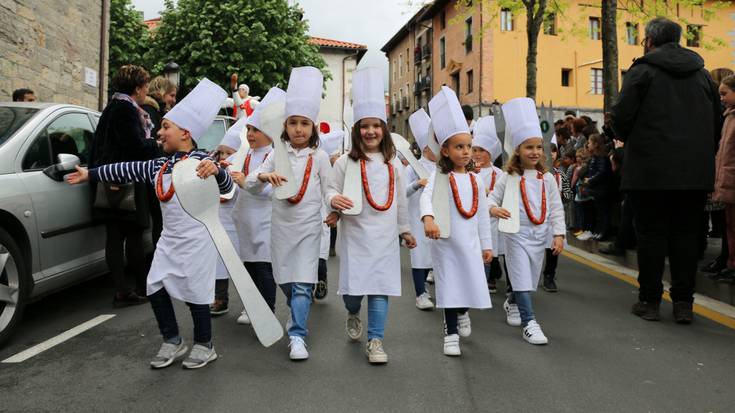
[
  {"x1": 613, "y1": 195, "x2": 636, "y2": 250},
  {"x1": 149, "y1": 287, "x2": 212, "y2": 344},
  {"x1": 444, "y1": 308, "x2": 469, "y2": 335},
  {"x1": 543, "y1": 249, "x2": 558, "y2": 279},
  {"x1": 628, "y1": 190, "x2": 706, "y2": 304},
  {"x1": 318, "y1": 258, "x2": 327, "y2": 283},
  {"x1": 485, "y1": 257, "x2": 503, "y2": 282},
  {"x1": 105, "y1": 221, "x2": 146, "y2": 294},
  {"x1": 244, "y1": 261, "x2": 277, "y2": 311},
  {"x1": 411, "y1": 268, "x2": 429, "y2": 296},
  {"x1": 214, "y1": 279, "x2": 229, "y2": 303},
  {"x1": 594, "y1": 196, "x2": 611, "y2": 237}
]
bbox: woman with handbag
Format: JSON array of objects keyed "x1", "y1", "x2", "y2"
[{"x1": 89, "y1": 65, "x2": 160, "y2": 307}]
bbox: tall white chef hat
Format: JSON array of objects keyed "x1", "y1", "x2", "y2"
[
  {"x1": 428, "y1": 86, "x2": 470, "y2": 146},
  {"x1": 409, "y1": 108, "x2": 431, "y2": 151},
  {"x1": 247, "y1": 87, "x2": 286, "y2": 131},
  {"x1": 220, "y1": 116, "x2": 246, "y2": 150},
  {"x1": 164, "y1": 78, "x2": 227, "y2": 140},
  {"x1": 319, "y1": 130, "x2": 344, "y2": 155},
  {"x1": 285, "y1": 66, "x2": 323, "y2": 124},
  {"x1": 501, "y1": 97, "x2": 542, "y2": 149},
  {"x1": 352, "y1": 66, "x2": 386, "y2": 124},
  {"x1": 472, "y1": 116, "x2": 502, "y2": 161}
]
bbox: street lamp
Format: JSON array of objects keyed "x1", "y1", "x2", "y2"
[{"x1": 163, "y1": 62, "x2": 180, "y2": 87}]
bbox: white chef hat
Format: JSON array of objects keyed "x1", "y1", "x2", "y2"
[
  {"x1": 319, "y1": 130, "x2": 344, "y2": 155},
  {"x1": 428, "y1": 86, "x2": 470, "y2": 146},
  {"x1": 472, "y1": 116, "x2": 502, "y2": 161},
  {"x1": 352, "y1": 66, "x2": 386, "y2": 124},
  {"x1": 409, "y1": 108, "x2": 431, "y2": 151},
  {"x1": 247, "y1": 87, "x2": 286, "y2": 131},
  {"x1": 220, "y1": 116, "x2": 246, "y2": 150},
  {"x1": 501, "y1": 97, "x2": 542, "y2": 149},
  {"x1": 551, "y1": 133, "x2": 558, "y2": 146},
  {"x1": 285, "y1": 66, "x2": 323, "y2": 124},
  {"x1": 164, "y1": 78, "x2": 227, "y2": 140},
  {"x1": 238, "y1": 84, "x2": 249, "y2": 93}
]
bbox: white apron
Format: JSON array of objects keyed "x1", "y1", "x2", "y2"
[
  {"x1": 420, "y1": 171, "x2": 492, "y2": 309},
  {"x1": 405, "y1": 158, "x2": 435, "y2": 269},
  {"x1": 215, "y1": 189, "x2": 240, "y2": 279},
  {"x1": 233, "y1": 147, "x2": 273, "y2": 263},
  {"x1": 319, "y1": 203, "x2": 330, "y2": 260},
  {"x1": 330, "y1": 153, "x2": 410, "y2": 296},
  {"x1": 147, "y1": 171, "x2": 218, "y2": 305},
  {"x1": 479, "y1": 166, "x2": 506, "y2": 256}
]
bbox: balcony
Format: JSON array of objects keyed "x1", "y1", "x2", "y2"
[
  {"x1": 421, "y1": 76, "x2": 431, "y2": 91},
  {"x1": 422, "y1": 44, "x2": 432, "y2": 59},
  {"x1": 414, "y1": 48, "x2": 422, "y2": 64}
]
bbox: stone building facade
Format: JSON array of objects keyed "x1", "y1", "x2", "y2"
[{"x1": 0, "y1": 0, "x2": 109, "y2": 110}]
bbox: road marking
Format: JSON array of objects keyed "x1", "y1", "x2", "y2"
[
  {"x1": 563, "y1": 247, "x2": 735, "y2": 330},
  {"x1": 2, "y1": 314, "x2": 116, "y2": 363}
]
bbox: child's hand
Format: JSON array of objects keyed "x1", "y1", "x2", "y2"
[
  {"x1": 551, "y1": 235, "x2": 565, "y2": 256},
  {"x1": 196, "y1": 160, "x2": 219, "y2": 179},
  {"x1": 423, "y1": 216, "x2": 440, "y2": 240},
  {"x1": 490, "y1": 207, "x2": 511, "y2": 219},
  {"x1": 401, "y1": 232, "x2": 417, "y2": 249},
  {"x1": 324, "y1": 211, "x2": 340, "y2": 227},
  {"x1": 417, "y1": 178, "x2": 428, "y2": 187},
  {"x1": 331, "y1": 194, "x2": 354, "y2": 211},
  {"x1": 229, "y1": 171, "x2": 245, "y2": 187},
  {"x1": 259, "y1": 172, "x2": 288, "y2": 186},
  {"x1": 482, "y1": 249, "x2": 493, "y2": 263},
  {"x1": 65, "y1": 165, "x2": 89, "y2": 185}
]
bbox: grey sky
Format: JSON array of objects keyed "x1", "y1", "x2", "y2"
[{"x1": 131, "y1": 0, "x2": 424, "y2": 77}]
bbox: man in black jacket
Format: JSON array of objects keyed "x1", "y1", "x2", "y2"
[{"x1": 611, "y1": 17, "x2": 721, "y2": 324}]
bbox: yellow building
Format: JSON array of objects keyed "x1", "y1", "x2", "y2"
[{"x1": 383, "y1": 0, "x2": 735, "y2": 138}]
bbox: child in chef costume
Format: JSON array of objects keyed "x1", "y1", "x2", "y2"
[
  {"x1": 471, "y1": 116, "x2": 507, "y2": 294},
  {"x1": 245, "y1": 67, "x2": 333, "y2": 361},
  {"x1": 489, "y1": 97, "x2": 565, "y2": 345},
  {"x1": 420, "y1": 87, "x2": 493, "y2": 357},
  {"x1": 232, "y1": 87, "x2": 284, "y2": 325},
  {"x1": 327, "y1": 67, "x2": 416, "y2": 364},
  {"x1": 406, "y1": 108, "x2": 437, "y2": 310},
  {"x1": 67, "y1": 78, "x2": 232, "y2": 369}
]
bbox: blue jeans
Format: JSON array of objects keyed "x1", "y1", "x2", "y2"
[
  {"x1": 343, "y1": 295, "x2": 388, "y2": 340},
  {"x1": 513, "y1": 291, "x2": 535, "y2": 327},
  {"x1": 279, "y1": 282, "x2": 313, "y2": 338},
  {"x1": 411, "y1": 268, "x2": 429, "y2": 296}
]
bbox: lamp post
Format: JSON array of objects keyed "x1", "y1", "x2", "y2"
[{"x1": 163, "y1": 62, "x2": 180, "y2": 88}]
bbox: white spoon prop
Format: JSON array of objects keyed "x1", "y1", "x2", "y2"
[
  {"x1": 172, "y1": 158, "x2": 283, "y2": 347},
  {"x1": 227, "y1": 126, "x2": 251, "y2": 175},
  {"x1": 341, "y1": 157, "x2": 363, "y2": 216},
  {"x1": 391, "y1": 133, "x2": 428, "y2": 180},
  {"x1": 431, "y1": 171, "x2": 451, "y2": 238},
  {"x1": 498, "y1": 173, "x2": 521, "y2": 234},
  {"x1": 258, "y1": 100, "x2": 298, "y2": 200}
]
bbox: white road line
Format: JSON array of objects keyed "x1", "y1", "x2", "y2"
[{"x1": 2, "y1": 314, "x2": 116, "y2": 364}]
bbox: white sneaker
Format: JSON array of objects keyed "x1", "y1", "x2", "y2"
[
  {"x1": 577, "y1": 231, "x2": 593, "y2": 241},
  {"x1": 415, "y1": 292, "x2": 434, "y2": 310},
  {"x1": 365, "y1": 339, "x2": 388, "y2": 364},
  {"x1": 504, "y1": 298, "x2": 522, "y2": 327},
  {"x1": 522, "y1": 320, "x2": 549, "y2": 345},
  {"x1": 443, "y1": 334, "x2": 461, "y2": 356},
  {"x1": 346, "y1": 313, "x2": 363, "y2": 341},
  {"x1": 182, "y1": 344, "x2": 218, "y2": 369},
  {"x1": 457, "y1": 312, "x2": 471, "y2": 337},
  {"x1": 288, "y1": 336, "x2": 309, "y2": 360},
  {"x1": 150, "y1": 340, "x2": 188, "y2": 369},
  {"x1": 236, "y1": 310, "x2": 251, "y2": 325},
  {"x1": 426, "y1": 270, "x2": 434, "y2": 283}
]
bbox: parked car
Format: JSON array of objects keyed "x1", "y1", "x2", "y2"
[
  {"x1": 197, "y1": 115, "x2": 236, "y2": 152},
  {"x1": 0, "y1": 102, "x2": 110, "y2": 346}
]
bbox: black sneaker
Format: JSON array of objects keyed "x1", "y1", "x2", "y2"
[
  {"x1": 631, "y1": 301, "x2": 661, "y2": 321},
  {"x1": 209, "y1": 299, "x2": 229, "y2": 316},
  {"x1": 487, "y1": 280, "x2": 498, "y2": 294},
  {"x1": 314, "y1": 280, "x2": 328, "y2": 300},
  {"x1": 542, "y1": 277, "x2": 558, "y2": 292},
  {"x1": 113, "y1": 292, "x2": 148, "y2": 308},
  {"x1": 599, "y1": 244, "x2": 625, "y2": 256},
  {"x1": 672, "y1": 302, "x2": 693, "y2": 324},
  {"x1": 714, "y1": 268, "x2": 735, "y2": 284}
]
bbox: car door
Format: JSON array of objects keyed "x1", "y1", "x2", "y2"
[{"x1": 17, "y1": 110, "x2": 105, "y2": 278}]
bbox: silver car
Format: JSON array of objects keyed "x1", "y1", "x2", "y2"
[{"x1": 0, "y1": 102, "x2": 108, "y2": 346}]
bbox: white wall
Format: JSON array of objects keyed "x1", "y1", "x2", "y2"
[{"x1": 318, "y1": 49, "x2": 359, "y2": 131}]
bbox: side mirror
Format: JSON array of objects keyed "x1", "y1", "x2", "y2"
[{"x1": 43, "y1": 153, "x2": 81, "y2": 182}]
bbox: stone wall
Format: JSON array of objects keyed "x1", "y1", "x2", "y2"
[{"x1": 0, "y1": 0, "x2": 108, "y2": 110}]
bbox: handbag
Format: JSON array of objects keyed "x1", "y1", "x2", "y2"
[{"x1": 94, "y1": 182, "x2": 137, "y2": 212}]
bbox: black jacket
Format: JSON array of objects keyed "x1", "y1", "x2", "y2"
[
  {"x1": 610, "y1": 43, "x2": 720, "y2": 191},
  {"x1": 90, "y1": 98, "x2": 158, "y2": 167}
]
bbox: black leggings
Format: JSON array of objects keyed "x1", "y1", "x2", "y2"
[
  {"x1": 105, "y1": 221, "x2": 146, "y2": 294},
  {"x1": 318, "y1": 258, "x2": 327, "y2": 283},
  {"x1": 543, "y1": 249, "x2": 558, "y2": 279},
  {"x1": 149, "y1": 287, "x2": 211, "y2": 344},
  {"x1": 244, "y1": 261, "x2": 277, "y2": 311},
  {"x1": 444, "y1": 308, "x2": 469, "y2": 335}
]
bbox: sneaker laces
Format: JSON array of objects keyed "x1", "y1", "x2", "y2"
[{"x1": 368, "y1": 339, "x2": 384, "y2": 354}]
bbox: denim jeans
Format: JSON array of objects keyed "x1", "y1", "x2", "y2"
[
  {"x1": 411, "y1": 268, "x2": 429, "y2": 296},
  {"x1": 343, "y1": 295, "x2": 388, "y2": 340},
  {"x1": 149, "y1": 287, "x2": 212, "y2": 345},
  {"x1": 513, "y1": 291, "x2": 535, "y2": 327},
  {"x1": 279, "y1": 282, "x2": 313, "y2": 338}
]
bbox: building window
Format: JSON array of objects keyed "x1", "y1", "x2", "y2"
[
  {"x1": 687, "y1": 25, "x2": 702, "y2": 47},
  {"x1": 467, "y1": 70, "x2": 474, "y2": 93},
  {"x1": 451, "y1": 72, "x2": 460, "y2": 96},
  {"x1": 465, "y1": 17, "x2": 473, "y2": 53},
  {"x1": 392, "y1": 59, "x2": 396, "y2": 82},
  {"x1": 501, "y1": 9, "x2": 513, "y2": 32},
  {"x1": 589, "y1": 17, "x2": 601, "y2": 40},
  {"x1": 625, "y1": 22, "x2": 638, "y2": 45},
  {"x1": 399, "y1": 54, "x2": 403, "y2": 77},
  {"x1": 543, "y1": 13, "x2": 557, "y2": 35},
  {"x1": 440, "y1": 37, "x2": 446, "y2": 69},
  {"x1": 590, "y1": 68, "x2": 603, "y2": 95},
  {"x1": 440, "y1": 11, "x2": 446, "y2": 30},
  {"x1": 561, "y1": 68, "x2": 572, "y2": 87}
]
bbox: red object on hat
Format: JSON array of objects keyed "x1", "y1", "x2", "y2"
[{"x1": 319, "y1": 122, "x2": 330, "y2": 134}]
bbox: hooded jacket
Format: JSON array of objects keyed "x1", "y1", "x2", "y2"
[{"x1": 610, "y1": 43, "x2": 720, "y2": 191}]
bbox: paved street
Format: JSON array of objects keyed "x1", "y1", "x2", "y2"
[{"x1": 1, "y1": 251, "x2": 733, "y2": 413}]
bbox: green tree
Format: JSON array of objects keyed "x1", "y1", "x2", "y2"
[
  {"x1": 108, "y1": 0, "x2": 150, "y2": 81},
  {"x1": 146, "y1": 0, "x2": 328, "y2": 95}
]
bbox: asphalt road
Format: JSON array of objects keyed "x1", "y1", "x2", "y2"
[{"x1": 1, "y1": 251, "x2": 733, "y2": 413}]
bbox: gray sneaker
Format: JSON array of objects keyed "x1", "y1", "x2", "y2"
[
  {"x1": 365, "y1": 339, "x2": 388, "y2": 364},
  {"x1": 150, "y1": 341, "x2": 188, "y2": 369},
  {"x1": 182, "y1": 344, "x2": 218, "y2": 369},
  {"x1": 346, "y1": 313, "x2": 363, "y2": 342}
]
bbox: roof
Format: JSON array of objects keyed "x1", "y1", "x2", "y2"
[
  {"x1": 309, "y1": 36, "x2": 368, "y2": 63},
  {"x1": 380, "y1": 4, "x2": 431, "y2": 53},
  {"x1": 144, "y1": 17, "x2": 161, "y2": 30}
]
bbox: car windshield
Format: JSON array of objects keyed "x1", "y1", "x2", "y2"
[
  {"x1": 0, "y1": 107, "x2": 39, "y2": 148},
  {"x1": 196, "y1": 119, "x2": 227, "y2": 152}
]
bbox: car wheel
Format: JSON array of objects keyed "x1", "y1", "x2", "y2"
[{"x1": 0, "y1": 227, "x2": 29, "y2": 347}]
